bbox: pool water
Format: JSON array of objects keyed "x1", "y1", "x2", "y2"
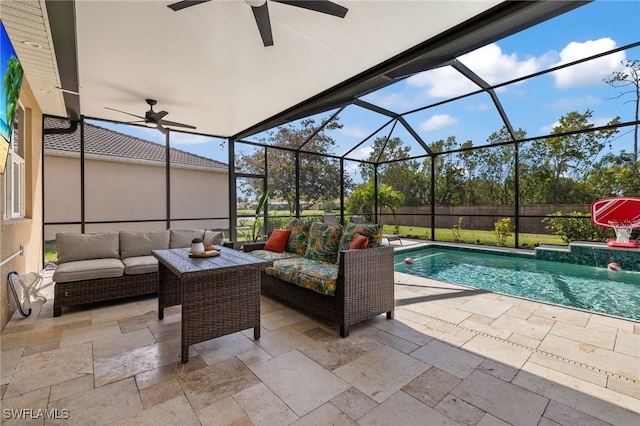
[{"x1": 395, "y1": 247, "x2": 640, "y2": 321}]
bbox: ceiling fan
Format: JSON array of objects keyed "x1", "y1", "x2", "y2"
[
  {"x1": 167, "y1": 0, "x2": 348, "y2": 47},
  {"x1": 105, "y1": 99, "x2": 196, "y2": 134}
]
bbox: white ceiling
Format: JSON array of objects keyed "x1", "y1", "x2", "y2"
[{"x1": 3, "y1": 0, "x2": 582, "y2": 139}]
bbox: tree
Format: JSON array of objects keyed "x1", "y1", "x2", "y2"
[
  {"x1": 239, "y1": 118, "x2": 349, "y2": 213},
  {"x1": 604, "y1": 59, "x2": 639, "y2": 163},
  {"x1": 531, "y1": 110, "x2": 619, "y2": 204},
  {"x1": 358, "y1": 136, "x2": 425, "y2": 206},
  {"x1": 346, "y1": 181, "x2": 404, "y2": 221}
]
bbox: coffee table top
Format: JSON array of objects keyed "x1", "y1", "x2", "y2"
[{"x1": 152, "y1": 246, "x2": 271, "y2": 277}]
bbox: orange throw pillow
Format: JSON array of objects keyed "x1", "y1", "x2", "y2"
[
  {"x1": 348, "y1": 233, "x2": 369, "y2": 250},
  {"x1": 264, "y1": 229, "x2": 291, "y2": 253}
]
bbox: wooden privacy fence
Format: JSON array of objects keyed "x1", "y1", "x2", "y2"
[{"x1": 379, "y1": 204, "x2": 590, "y2": 234}]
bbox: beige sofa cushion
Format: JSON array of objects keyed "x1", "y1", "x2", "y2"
[
  {"x1": 53, "y1": 258, "x2": 124, "y2": 283},
  {"x1": 204, "y1": 230, "x2": 224, "y2": 246},
  {"x1": 56, "y1": 232, "x2": 120, "y2": 264},
  {"x1": 120, "y1": 230, "x2": 170, "y2": 258},
  {"x1": 122, "y1": 256, "x2": 158, "y2": 275},
  {"x1": 170, "y1": 229, "x2": 205, "y2": 248}
]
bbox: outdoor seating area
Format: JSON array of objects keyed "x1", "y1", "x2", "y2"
[
  {"x1": 1, "y1": 269, "x2": 638, "y2": 424},
  {"x1": 52, "y1": 229, "x2": 224, "y2": 317}
]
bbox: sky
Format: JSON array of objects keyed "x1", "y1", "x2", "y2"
[{"x1": 90, "y1": 0, "x2": 640, "y2": 173}]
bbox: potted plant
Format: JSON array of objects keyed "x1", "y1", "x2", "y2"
[{"x1": 191, "y1": 237, "x2": 205, "y2": 254}]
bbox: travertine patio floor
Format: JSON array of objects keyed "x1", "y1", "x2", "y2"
[{"x1": 1, "y1": 269, "x2": 638, "y2": 425}]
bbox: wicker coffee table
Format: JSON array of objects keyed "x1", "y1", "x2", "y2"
[{"x1": 152, "y1": 246, "x2": 271, "y2": 362}]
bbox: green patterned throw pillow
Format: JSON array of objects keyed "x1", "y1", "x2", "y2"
[
  {"x1": 304, "y1": 222, "x2": 343, "y2": 264},
  {"x1": 336, "y1": 222, "x2": 383, "y2": 263},
  {"x1": 285, "y1": 218, "x2": 313, "y2": 255}
]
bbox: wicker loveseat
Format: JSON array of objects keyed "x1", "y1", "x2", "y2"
[
  {"x1": 244, "y1": 219, "x2": 395, "y2": 337},
  {"x1": 52, "y1": 229, "x2": 223, "y2": 316}
]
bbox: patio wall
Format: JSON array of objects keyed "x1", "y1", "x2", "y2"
[
  {"x1": 44, "y1": 155, "x2": 229, "y2": 240},
  {"x1": 1, "y1": 78, "x2": 44, "y2": 330}
]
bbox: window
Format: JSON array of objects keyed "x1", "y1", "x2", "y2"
[{"x1": 4, "y1": 104, "x2": 25, "y2": 219}]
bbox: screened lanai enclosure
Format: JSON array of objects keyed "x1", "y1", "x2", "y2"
[{"x1": 40, "y1": 1, "x2": 640, "y2": 253}]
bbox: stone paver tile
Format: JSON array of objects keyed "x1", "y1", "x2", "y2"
[
  {"x1": 134, "y1": 355, "x2": 207, "y2": 390},
  {"x1": 468, "y1": 313, "x2": 495, "y2": 325},
  {"x1": 539, "y1": 334, "x2": 639, "y2": 381},
  {"x1": 195, "y1": 396, "x2": 247, "y2": 426},
  {"x1": 233, "y1": 382, "x2": 299, "y2": 426},
  {"x1": 543, "y1": 400, "x2": 612, "y2": 426},
  {"x1": 330, "y1": 387, "x2": 378, "y2": 421},
  {"x1": 179, "y1": 357, "x2": 260, "y2": 411},
  {"x1": 514, "y1": 361, "x2": 640, "y2": 425},
  {"x1": 193, "y1": 332, "x2": 257, "y2": 366},
  {"x1": 451, "y1": 370, "x2": 548, "y2": 426},
  {"x1": 292, "y1": 402, "x2": 356, "y2": 425},
  {"x1": 503, "y1": 303, "x2": 537, "y2": 320},
  {"x1": 118, "y1": 311, "x2": 157, "y2": 333},
  {"x1": 435, "y1": 393, "x2": 485, "y2": 426},
  {"x1": 476, "y1": 358, "x2": 518, "y2": 382},
  {"x1": 22, "y1": 339, "x2": 61, "y2": 356},
  {"x1": 4, "y1": 342, "x2": 93, "y2": 398},
  {"x1": 607, "y1": 374, "x2": 640, "y2": 399},
  {"x1": 139, "y1": 378, "x2": 184, "y2": 409},
  {"x1": 59, "y1": 320, "x2": 122, "y2": 347},
  {"x1": 436, "y1": 324, "x2": 478, "y2": 348},
  {"x1": 260, "y1": 306, "x2": 309, "y2": 331},
  {"x1": 476, "y1": 413, "x2": 511, "y2": 426},
  {"x1": 115, "y1": 395, "x2": 200, "y2": 426},
  {"x1": 365, "y1": 315, "x2": 434, "y2": 346},
  {"x1": 588, "y1": 314, "x2": 636, "y2": 333},
  {"x1": 334, "y1": 346, "x2": 428, "y2": 403},
  {"x1": 533, "y1": 305, "x2": 590, "y2": 327},
  {"x1": 47, "y1": 377, "x2": 143, "y2": 426},
  {"x1": 358, "y1": 391, "x2": 458, "y2": 426},
  {"x1": 402, "y1": 367, "x2": 460, "y2": 407},
  {"x1": 457, "y1": 298, "x2": 513, "y2": 319},
  {"x1": 49, "y1": 374, "x2": 95, "y2": 402},
  {"x1": 93, "y1": 327, "x2": 156, "y2": 359},
  {"x1": 406, "y1": 302, "x2": 473, "y2": 325},
  {"x1": 249, "y1": 350, "x2": 350, "y2": 416},
  {"x1": 530, "y1": 349, "x2": 608, "y2": 386},
  {"x1": 1, "y1": 348, "x2": 23, "y2": 386},
  {"x1": 508, "y1": 333, "x2": 542, "y2": 350},
  {"x1": 462, "y1": 334, "x2": 532, "y2": 370},
  {"x1": 458, "y1": 318, "x2": 513, "y2": 339},
  {"x1": 299, "y1": 338, "x2": 367, "y2": 371},
  {"x1": 491, "y1": 315, "x2": 552, "y2": 340},
  {"x1": 549, "y1": 321, "x2": 615, "y2": 350},
  {"x1": 411, "y1": 339, "x2": 483, "y2": 379},
  {"x1": 357, "y1": 327, "x2": 419, "y2": 354},
  {"x1": 538, "y1": 418, "x2": 562, "y2": 426},
  {"x1": 614, "y1": 330, "x2": 640, "y2": 357},
  {"x1": 0, "y1": 387, "x2": 50, "y2": 426}
]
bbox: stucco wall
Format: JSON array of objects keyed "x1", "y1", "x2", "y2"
[
  {"x1": 44, "y1": 155, "x2": 229, "y2": 240},
  {"x1": 1, "y1": 78, "x2": 44, "y2": 330}
]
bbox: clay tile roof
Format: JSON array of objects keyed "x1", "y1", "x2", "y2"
[{"x1": 44, "y1": 118, "x2": 227, "y2": 170}]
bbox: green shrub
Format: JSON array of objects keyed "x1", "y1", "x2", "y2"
[
  {"x1": 542, "y1": 211, "x2": 608, "y2": 244},
  {"x1": 494, "y1": 217, "x2": 514, "y2": 246},
  {"x1": 451, "y1": 217, "x2": 463, "y2": 242}
]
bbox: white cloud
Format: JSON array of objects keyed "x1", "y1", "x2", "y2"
[
  {"x1": 347, "y1": 146, "x2": 374, "y2": 161},
  {"x1": 551, "y1": 38, "x2": 626, "y2": 88},
  {"x1": 545, "y1": 95, "x2": 601, "y2": 111},
  {"x1": 540, "y1": 120, "x2": 560, "y2": 134},
  {"x1": 338, "y1": 124, "x2": 368, "y2": 139},
  {"x1": 419, "y1": 114, "x2": 457, "y2": 132},
  {"x1": 466, "y1": 102, "x2": 492, "y2": 112},
  {"x1": 406, "y1": 43, "x2": 542, "y2": 99}
]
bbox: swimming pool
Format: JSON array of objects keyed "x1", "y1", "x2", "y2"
[{"x1": 395, "y1": 246, "x2": 640, "y2": 321}]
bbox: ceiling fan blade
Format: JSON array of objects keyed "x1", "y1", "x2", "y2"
[
  {"x1": 158, "y1": 119, "x2": 197, "y2": 130},
  {"x1": 167, "y1": 0, "x2": 212, "y2": 12},
  {"x1": 147, "y1": 110, "x2": 169, "y2": 122},
  {"x1": 251, "y1": 3, "x2": 274, "y2": 47},
  {"x1": 104, "y1": 106, "x2": 146, "y2": 120},
  {"x1": 272, "y1": 0, "x2": 348, "y2": 18},
  {"x1": 156, "y1": 122, "x2": 168, "y2": 134}
]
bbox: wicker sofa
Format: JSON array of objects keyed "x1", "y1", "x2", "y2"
[
  {"x1": 52, "y1": 229, "x2": 223, "y2": 317},
  {"x1": 244, "y1": 219, "x2": 395, "y2": 337}
]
